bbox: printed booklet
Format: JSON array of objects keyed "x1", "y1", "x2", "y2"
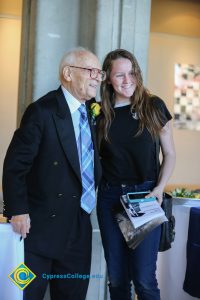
[{"x1": 120, "y1": 193, "x2": 167, "y2": 229}]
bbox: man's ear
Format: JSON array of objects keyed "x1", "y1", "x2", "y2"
[{"x1": 63, "y1": 66, "x2": 71, "y2": 81}]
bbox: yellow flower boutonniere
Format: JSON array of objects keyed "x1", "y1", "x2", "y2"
[{"x1": 90, "y1": 102, "x2": 101, "y2": 124}]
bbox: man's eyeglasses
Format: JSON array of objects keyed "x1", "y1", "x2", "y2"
[{"x1": 68, "y1": 65, "x2": 106, "y2": 81}]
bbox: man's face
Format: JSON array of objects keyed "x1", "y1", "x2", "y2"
[{"x1": 65, "y1": 52, "x2": 102, "y2": 102}]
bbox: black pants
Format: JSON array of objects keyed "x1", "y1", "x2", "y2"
[{"x1": 24, "y1": 209, "x2": 92, "y2": 300}]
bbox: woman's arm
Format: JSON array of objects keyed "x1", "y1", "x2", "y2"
[{"x1": 147, "y1": 120, "x2": 176, "y2": 204}]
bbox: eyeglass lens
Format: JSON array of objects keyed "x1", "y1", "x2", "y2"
[{"x1": 90, "y1": 69, "x2": 106, "y2": 80}]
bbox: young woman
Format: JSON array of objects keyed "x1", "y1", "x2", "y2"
[{"x1": 97, "y1": 49, "x2": 176, "y2": 300}]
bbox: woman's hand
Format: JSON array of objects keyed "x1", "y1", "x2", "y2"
[{"x1": 146, "y1": 186, "x2": 164, "y2": 205}]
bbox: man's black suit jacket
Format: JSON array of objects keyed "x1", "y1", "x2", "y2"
[{"x1": 2, "y1": 87, "x2": 102, "y2": 259}]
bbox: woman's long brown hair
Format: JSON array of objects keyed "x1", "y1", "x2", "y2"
[{"x1": 98, "y1": 49, "x2": 166, "y2": 145}]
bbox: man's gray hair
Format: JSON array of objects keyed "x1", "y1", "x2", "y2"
[{"x1": 59, "y1": 47, "x2": 88, "y2": 81}]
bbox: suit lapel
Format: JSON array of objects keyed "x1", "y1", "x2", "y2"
[
  {"x1": 86, "y1": 103, "x2": 102, "y2": 186},
  {"x1": 53, "y1": 88, "x2": 82, "y2": 183}
]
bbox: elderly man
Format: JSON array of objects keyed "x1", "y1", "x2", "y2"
[{"x1": 3, "y1": 48, "x2": 104, "y2": 300}]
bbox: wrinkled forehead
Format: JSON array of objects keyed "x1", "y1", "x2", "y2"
[{"x1": 76, "y1": 51, "x2": 101, "y2": 68}]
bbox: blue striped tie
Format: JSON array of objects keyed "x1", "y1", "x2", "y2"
[{"x1": 78, "y1": 104, "x2": 95, "y2": 213}]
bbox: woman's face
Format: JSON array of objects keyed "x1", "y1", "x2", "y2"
[{"x1": 109, "y1": 58, "x2": 137, "y2": 103}]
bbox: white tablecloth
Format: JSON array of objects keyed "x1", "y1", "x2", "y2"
[
  {"x1": 157, "y1": 199, "x2": 200, "y2": 300},
  {"x1": 0, "y1": 223, "x2": 24, "y2": 300}
]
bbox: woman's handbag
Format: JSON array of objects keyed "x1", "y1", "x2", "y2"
[
  {"x1": 155, "y1": 138, "x2": 175, "y2": 252},
  {"x1": 114, "y1": 192, "x2": 175, "y2": 251},
  {"x1": 159, "y1": 192, "x2": 175, "y2": 251},
  {"x1": 114, "y1": 201, "x2": 165, "y2": 250}
]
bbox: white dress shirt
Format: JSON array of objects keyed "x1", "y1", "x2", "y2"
[{"x1": 61, "y1": 85, "x2": 82, "y2": 142}]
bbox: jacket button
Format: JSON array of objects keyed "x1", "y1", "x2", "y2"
[
  {"x1": 72, "y1": 195, "x2": 77, "y2": 198},
  {"x1": 53, "y1": 161, "x2": 58, "y2": 165},
  {"x1": 58, "y1": 193, "x2": 63, "y2": 197},
  {"x1": 51, "y1": 214, "x2": 56, "y2": 218}
]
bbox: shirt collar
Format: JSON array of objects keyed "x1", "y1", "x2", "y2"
[{"x1": 61, "y1": 85, "x2": 83, "y2": 114}]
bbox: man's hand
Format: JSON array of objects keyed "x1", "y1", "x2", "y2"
[{"x1": 10, "y1": 214, "x2": 31, "y2": 239}]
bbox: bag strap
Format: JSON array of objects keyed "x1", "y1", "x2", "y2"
[
  {"x1": 155, "y1": 137, "x2": 160, "y2": 181},
  {"x1": 155, "y1": 137, "x2": 172, "y2": 199}
]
